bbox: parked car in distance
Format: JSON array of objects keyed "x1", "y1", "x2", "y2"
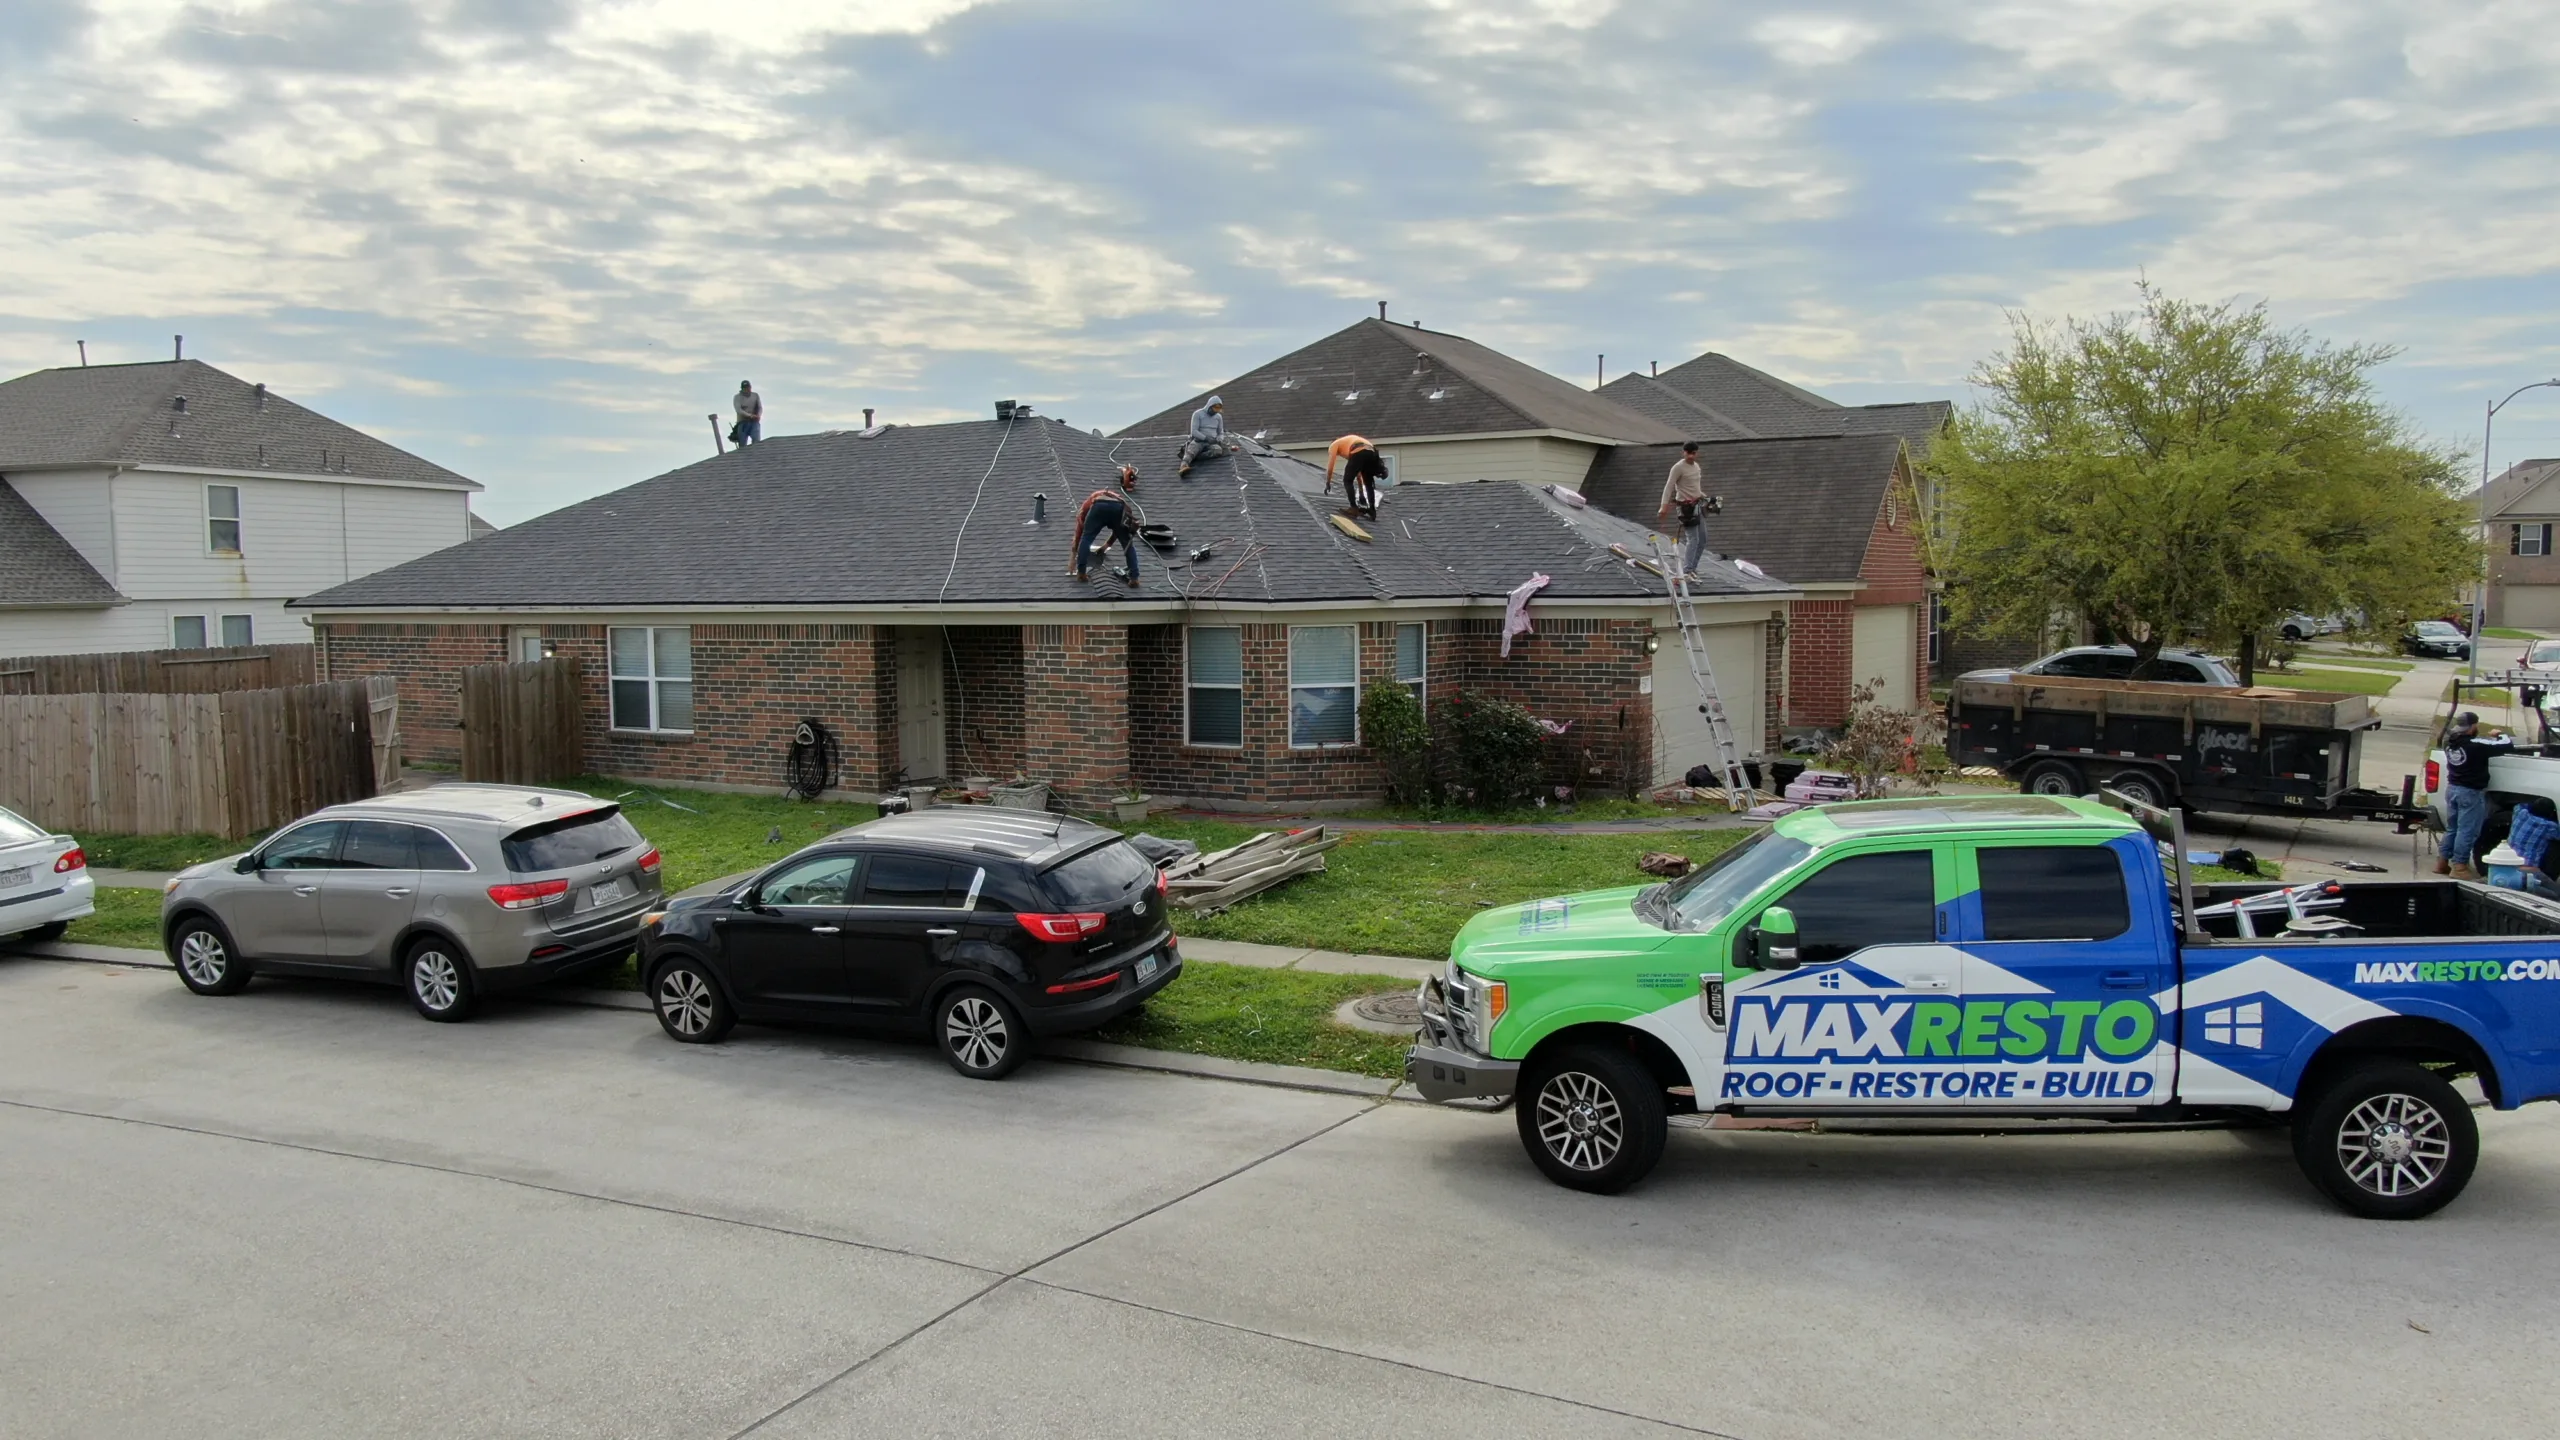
[
  {"x1": 0, "y1": 804, "x2": 92, "y2": 943},
  {"x1": 2278, "y1": 613, "x2": 2345, "y2": 642},
  {"x1": 1959, "y1": 645, "x2": 2240, "y2": 687},
  {"x1": 2513, "y1": 638, "x2": 2560, "y2": 680},
  {"x1": 160, "y1": 785, "x2": 662, "y2": 1020},
  {"x1": 2404, "y1": 621, "x2": 2473, "y2": 660},
  {"x1": 638, "y1": 809, "x2": 1179, "y2": 1079}
]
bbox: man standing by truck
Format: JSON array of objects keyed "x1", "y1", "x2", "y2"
[{"x1": 2438, "y1": 711, "x2": 2513, "y2": 879}]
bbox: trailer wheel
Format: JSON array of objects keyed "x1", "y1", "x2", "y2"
[
  {"x1": 2103, "y1": 769, "x2": 2171, "y2": 809},
  {"x1": 2019, "y1": 759, "x2": 2085, "y2": 797}
]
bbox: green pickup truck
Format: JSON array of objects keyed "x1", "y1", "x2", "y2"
[{"x1": 1407, "y1": 794, "x2": 2560, "y2": 1218}]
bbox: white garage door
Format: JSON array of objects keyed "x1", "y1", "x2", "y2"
[
  {"x1": 2497, "y1": 586, "x2": 2560, "y2": 631},
  {"x1": 1653, "y1": 621, "x2": 1764, "y2": 786},
  {"x1": 1851, "y1": 605, "x2": 1920, "y2": 712}
]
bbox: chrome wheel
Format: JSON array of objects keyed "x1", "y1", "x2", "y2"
[
  {"x1": 945, "y1": 996, "x2": 1010, "y2": 1072},
  {"x1": 2337, "y1": 1092, "x2": 2453, "y2": 1198},
  {"x1": 412, "y1": 950, "x2": 461, "y2": 1012},
  {"x1": 657, "y1": 969, "x2": 716, "y2": 1037},
  {"x1": 1535, "y1": 1070, "x2": 1625, "y2": 1173},
  {"x1": 178, "y1": 930, "x2": 227, "y2": 986}
]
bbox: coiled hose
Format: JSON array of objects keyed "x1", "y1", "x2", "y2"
[{"x1": 784, "y1": 717, "x2": 840, "y2": 800}]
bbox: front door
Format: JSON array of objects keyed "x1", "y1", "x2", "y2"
[
  {"x1": 841, "y1": 851, "x2": 970, "y2": 1013},
  {"x1": 1956, "y1": 837, "x2": 2173, "y2": 1107},
  {"x1": 720, "y1": 853, "x2": 859, "y2": 1011},
  {"x1": 227, "y1": 821, "x2": 345, "y2": 963},
  {"x1": 1720, "y1": 844, "x2": 1970, "y2": 1108},
  {"x1": 895, "y1": 629, "x2": 946, "y2": 782},
  {"x1": 319, "y1": 820, "x2": 421, "y2": 970}
]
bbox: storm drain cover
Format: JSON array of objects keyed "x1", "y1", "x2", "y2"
[{"x1": 1352, "y1": 992, "x2": 1423, "y2": 1026}]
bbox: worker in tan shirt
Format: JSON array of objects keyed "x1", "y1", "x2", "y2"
[{"x1": 1655, "y1": 441, "x2": 1710, "y2": 577}]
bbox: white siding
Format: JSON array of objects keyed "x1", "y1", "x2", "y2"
[
  {"x1": 0, "y1": 598, "x2": 312, "y2": 659},
  {"x1": 1652, "y1": 618, "x2": 1766, "y2": 785},
  {"x1": 1851, "y1": 603, "x2": 1921, "y2": 711},
  {"x1": 7, "y1": 468, "x2": 121, "y2": 584},
  {"x1": 343, "y1": 485, "x2": 474, "y2": 580},
  {"x1": 1281, "y1": 436, "x2": 1600, "y2": 490}
]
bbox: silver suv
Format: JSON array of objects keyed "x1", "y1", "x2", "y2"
[{"x1": 160, "y1": 785, "x2": 663, "y2": 1021}]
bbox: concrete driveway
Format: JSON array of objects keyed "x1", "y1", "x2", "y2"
[{"x1": 6, "y1": 957, "x2": 2559, "y2": 1439}]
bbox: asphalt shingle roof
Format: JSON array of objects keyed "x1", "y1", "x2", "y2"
[
  {"x1": 1579, "y1": 435, "x2": 1906, "y2": 585},
  {"x1": 298, "y1": 419, "x2": 1792, "y2": 611},
  {"x1": 0, "y1": 360, "x2": 479, "y2": 490},
  {"x1": 1115, "y1": 319, "x2": 1686, "y2": 447},
  {"x1": 0, "y1": 480, "x2": 122, "y2": 608},
  {"x1": 2476, "y1": 458, "x2": 2560, "y2": 519},
  {"x1": 1604, "y1": 357, "x2": 1951, "y2": 449}
]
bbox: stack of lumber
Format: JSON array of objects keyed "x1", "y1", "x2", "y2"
[{"x1": 1163, "y1": 827, "x2": 1340, "y2": 914}]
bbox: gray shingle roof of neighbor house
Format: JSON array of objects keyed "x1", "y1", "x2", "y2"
[
  {"x1": 1579, "y1": 435, "x2": 1908, "y2": 586},
  {"x1": 0, "y1": 359, "x2": 480, "y2": 490},
  {"x1": 2475, "y1": 458, "x2": 2560, "y2": 519},
  {"x1": 1601, "y1": 357, "x2": 1952, "y2": 449},
  {"x1": 0, "y1": 480, "x2": 123, "y2": 608},
  {"x1": 297, "y1": 418, "x2": 1793, "y2": 611},
  {"x1": 1114, "y1": 318, "x2": 1689, "y2": 448}
]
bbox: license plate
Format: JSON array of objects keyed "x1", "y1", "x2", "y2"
[
  {"x1": 0, "y1": 866, "x2": 30, "y2": 889},
  {"x1": 588, "y1": 878, "x2": 632, "y2": 907},
  {"x1": 1136, "y1": 953, "x2": 1159, "y2": 981}
]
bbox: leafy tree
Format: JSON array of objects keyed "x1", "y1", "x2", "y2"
[{"x1": 1929, "y1": 284, "x2": 2471, "y2": 678}]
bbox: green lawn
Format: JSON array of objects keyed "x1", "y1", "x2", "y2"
[
  {"x1": 61, "y1": 887, "x2": 165, "y2": 949},
  {"x1": 1092, "y1": 961, "x2": 1416, "y2": 1077},
  {"x1": 2484, "y1": 627, "x2": 2543, "y2": 641},
  {"x1": 80, "y1": 832, "x2": 255, "y2": 871},
  {"x1": 2260, "y1": 667, "x2": 2404, "y2": 697},
  {"x1": 2288, "y1": 655, "x2": 2412, "y2": 672}
]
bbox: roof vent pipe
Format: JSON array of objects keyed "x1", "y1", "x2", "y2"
[
  {"x1": 174, "y1": 334, "x2": 183, "y2": 360},
  {"x1": 995, "y1": 399, "x2": 1017, "y2": 421},
  {"x1": 76, "y1": 340, "x2": 87, "y2": 366},
  {"x1": 1027, "y1": 493, "x2": 1047, "y2": 525},
  {"x1": 863, "y1": 407, "x2": 874, "y2": 427},
  {"x1": 253, "y1": 382, "x2": 267, "y2": 410},
  {"x1": 1377, "y1": 300, "x2": 1387, "y2": 321},
  {"x1": 172, "y1": 395, "x2": 188, "y2": 414}
]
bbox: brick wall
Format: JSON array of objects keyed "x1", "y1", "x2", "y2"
[
  {"x1": 316, "y1": 622, "x2": 506, "y2": 763},
  {"x1": 1429, "y1": 617, "x2": 1653, "y2": 795},
  {"x1": 1762, "y1": 612, "x2": 1788, "y2": 752},
  {"x1": 942, "y1": 626, "x2": 1023, "y2": 780},
  {"x1": 1023, "y1": 624, "x2": 1129, "y2": 808},
  {"x1": 1786, "y1": 599, "x2": 1856, "y2": 730}
]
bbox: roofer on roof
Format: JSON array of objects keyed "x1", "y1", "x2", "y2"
[
  {"x1": 1656, "y1": 441, "x2": 1711, "y2": 578},
  {"x1": 1070, "y1": 465, "x2": 1145, "y2": 589},
  {"x1": 1178, "y1": 395, "x2": 1232, "y2": 477},
  {"x1": 1325, "y1": 434, "x2": 1386, "y2": 522},
  {"x1": 732, "y1": 381, "x2": 763, "y2": 447}
]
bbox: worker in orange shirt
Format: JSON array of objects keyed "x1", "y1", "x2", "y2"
[{"x1": 1324, "y1": 434, "x2": 1387, "y2": 520}]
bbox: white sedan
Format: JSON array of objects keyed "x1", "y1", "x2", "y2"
[{"x1": 0, "y1": 805, "x2": 92, "y2": 943}]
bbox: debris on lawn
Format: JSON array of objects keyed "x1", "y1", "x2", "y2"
[
  {"x1": 1163, "y1": 826, "x2": 1340, "y2": 914},
  {"x1": 1638, "y1": 851, "x2": 1693, "y2": 878},
  {"x1": 1126, "y1": 832, "x2": 1202, "y2": 867}
]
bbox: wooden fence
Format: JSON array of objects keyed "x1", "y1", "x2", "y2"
[
  {"x1": 0, "y1": 643, "x2": 316, "y2": 696},
  {"x1": 459, "y1": 658, "x2": 584, "y2": 785},
  {"x1": 0, "y1": 676, "x2": 396, "y2": 837}
]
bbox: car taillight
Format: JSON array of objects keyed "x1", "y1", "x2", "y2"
[
  {"x1": 487, "y1": 878, "x2": 571, "y2": 910},
  {"x1": 2425, "y1": 760, "x2": 2440, "y2": 793},
  {"x1": 1046, "y1": 970, "x2": 1122, "y2": 995},
  {"x1": 637, "y1": 848, "x2": 662, "y2": 874},
  {"x1": 1017, "y1": 912, "x2": 1107, "y2": 942},
  {"x1": 53, "y1": 847, "x2": 85, "y2": 873},
  {"x1": 1155, "y1": 867, "x2": 1168, "y2": 896}
]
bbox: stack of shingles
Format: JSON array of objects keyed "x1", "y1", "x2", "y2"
[{"x1": 1162, "y1": 827, "x2": 1340, "y2": 914}]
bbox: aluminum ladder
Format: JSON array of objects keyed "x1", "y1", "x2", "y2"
[{"x1": 1648, "y1": 534, "x2": 1757, "y2": 810}]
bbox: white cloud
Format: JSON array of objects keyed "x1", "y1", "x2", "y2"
[{"x1": 1751, "y1": 14, "x2": 1882, "y2": 66}]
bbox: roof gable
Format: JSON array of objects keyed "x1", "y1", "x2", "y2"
[
  {"x1": 1577, "y1": 435, "x2": 1905, "y2": 585},
  {"x1": 1642, "y1": 353, "x2": 1950, "y2": 449},
  {"x1": 1114, "y1": 319, "x2": 1686, "y2": 447},
  {"x1": 0, "y1": 359, "x2": 479, "y2": 490},
  {"x1": 0, "y1": 480, "x2": 122, "y2": 609},
  {"x1": 2483, "y1": 460, "x2": 2560, "y2": 519},
  {"x1": 298, "y1": 419, "x2": 1791, "y2": 612}
]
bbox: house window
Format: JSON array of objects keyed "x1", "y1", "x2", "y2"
[
  {"x1": 2513, "y1": 523, "x2": 2552, "y2": 557},
  {"x1": 510, "y1": 625, "x2": 551, "y2": 664},
  {"x1": 1395, "y1": 623, "x2": 1426, "y2": 706},
  {"x1": 220, "y1": 614, "x2": 253, "y2": 647},
  {"x1": 1927, "y1": 596, "x2": 1945, "y2": 666},
  {"x1": 1288, "y1": 625, "x2": 1358, "y2": 748},
  {"x1": 172, "y1": 615, "x2": 208, "y2": 650},
  {"x1": 206, "y1": 485, "x2": 242, "y2": 554},
  {"x1": 609, "y1": 626, "x2": 693, "y2": 733},
  {"x1": 1185, "y1": 626, "x2": 1243, "y2": 748}
]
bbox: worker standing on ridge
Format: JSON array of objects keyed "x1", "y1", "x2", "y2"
[
  {"x1": 1326, "y1": 434, "x2": 1387, "y2": 521},
  {"x1": 1177, "y1": 395, "x2": 1231, "y2": 477},
  {"x1": 1655, "y1": 440, "x2": 1709, "y2": 577},
  {"x1": 1069, "y1": 465, "x2": 1144, "y2": 588},
  {"x1": 732, "y1": 381, "x2": 763, "y2": 447}
]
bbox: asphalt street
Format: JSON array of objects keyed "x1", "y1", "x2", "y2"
[{"x1": 6, "y1": 956, "x2": 2559, "y2": 1439}]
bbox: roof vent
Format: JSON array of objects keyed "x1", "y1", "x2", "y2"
[
  {"x1": 1278, "y1": 375, "x2": 1298, "y2": 389},
  {"x1": 1250, "y1": 429, "x2": 1271, "y2": 441},
  {"x1": 1426, "y1": 389, "x2": 1448, "y2": 402},
  {"x1": 863, "y1": 407, "x2": 875, "y2": 427},
  {"x1": 254, "y1": 382, "x2": 267, "y2": 411},
  {"x1": 1015, "y1": 403, "x2": 1034, "y2": 418},
  {"x1": 1341, "y1": 390, "x2": 1362, "y2": 403},
  {"x1": 995, "y1": 399, "x2": 1017, "y2": 421},
  {"x1": 1411, "y1": 353, "x2": 1430, "y2": 376},
  {"x1": 172, "y1": 395, "x2": 188, "y2": 414}
]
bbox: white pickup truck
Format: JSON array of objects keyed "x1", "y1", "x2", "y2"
[{"x1": 2428, "y1": 672, "x2": 2560, "y2": 855}]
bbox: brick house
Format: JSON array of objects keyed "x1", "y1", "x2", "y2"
[
  {"x1": 1582, "y1": 435, "x2": 1929, "y2": 734},
  {"x1": 296, "y1": 418, "x2": 1796, "y2": 810},
  {"x1": 2474, "y1": 458, "x2": 2560, "y2": 629}
]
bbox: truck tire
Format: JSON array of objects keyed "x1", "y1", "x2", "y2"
[
  {"x1": 2101, "y1": 769, "x2": 2170, "y2": 809},
  {"x1": 1515, "y1": 1043, "x2": 1667, "y2": 1194},
  {"x1": 2291, "y1": 1060, "x2": 2478, "y2": 1220},
  {"x1": 2019, "y1": 759, "x2": 2085, "y2": 798}
]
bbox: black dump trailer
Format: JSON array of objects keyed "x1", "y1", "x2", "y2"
[{"x1": 1947, "y1": 674, "x2": 2427, "y2": 825}]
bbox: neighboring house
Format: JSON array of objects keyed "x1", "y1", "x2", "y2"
[
  {"x1": 1599, "y1": 351, "x2": 1950, "y2": 450},
  {"x1": 1582, "y1": 436, "x2": 1929, "y2": 728},
  {"x1": 2473, "y1": 459, "x2": 2560, "y2": 629},
  {"x1": 1116, "y1": 318, "x2": 1687, "y2": 491},
  {"x1": 0, "y1": 359, "x2": 481, "y2": 657},
  {"x1": 297, "y1": 418, "x2": 1798, "y2": 809}
]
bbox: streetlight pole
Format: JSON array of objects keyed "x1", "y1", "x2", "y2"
[{"x1": 2470, "y1": 379, "x2": 2560, "y2": 681}]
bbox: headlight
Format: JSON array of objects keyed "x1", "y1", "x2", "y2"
[
  {"x1": 162, "y1": 877, "x2": 181, "y2": 895},
  {"x1": 1446, "y1": 967, "x2": 1507, "y2": 1049}
]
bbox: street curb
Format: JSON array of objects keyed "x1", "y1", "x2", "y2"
[{"x1": 1, "y1": 939, "x2": 168, "y2": 967}]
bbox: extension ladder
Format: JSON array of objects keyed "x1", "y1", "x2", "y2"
[{"x1": 1648, "y1": 534, "x2": 1757, "y2": 811}]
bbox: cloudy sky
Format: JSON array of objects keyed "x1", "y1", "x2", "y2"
[{"x1": 4, "y1": 0, "x2": 2556, "y2": 523}]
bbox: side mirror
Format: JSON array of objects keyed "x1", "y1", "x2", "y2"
[
  {"x1": 1753, "y1": 906, "x2": 1802, "y2": 970},
  {"x1": 235, "y1": 854, "x2": 260, "y2": 874}
]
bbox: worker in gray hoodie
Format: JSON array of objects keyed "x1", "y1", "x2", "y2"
[{"x1": 1177, "y1": 394, "x2": 1232, "y2": 477}]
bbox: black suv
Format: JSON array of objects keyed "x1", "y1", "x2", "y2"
[{"x1": 637, "y1": 810, "x2": 1178, "y2": 1078}]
